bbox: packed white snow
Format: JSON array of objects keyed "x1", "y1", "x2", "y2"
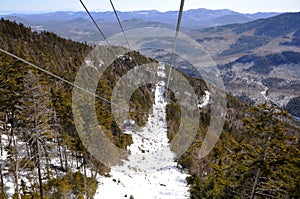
[
  {"x1": 198, "y1": 90, "x2": 210, "y2": 108},
  {"x1": 95, "y1": 64, "x2": 190, "y2": 199}
]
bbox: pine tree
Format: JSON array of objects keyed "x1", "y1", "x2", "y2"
[
  {"x1": 24, "y1": 70, "x2": 55, "y2": 198},
  {"x1": 0, "y1": 53, "x2": 28, "y2": 199},
  {"x1": 212, "y1": 102, "x2": 300, "y2": 198}
]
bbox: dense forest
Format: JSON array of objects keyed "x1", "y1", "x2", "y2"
[
  {"x1": 0, "y1": 18, "x2": 155, "y2": 198},
  {"x1": 0, "y1": 18, "x2": 299, "y2": 198}
]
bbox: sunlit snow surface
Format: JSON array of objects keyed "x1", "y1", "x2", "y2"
[
  {"x1": 95, "y1": 64, "x2": 190, "y2": 198},
  {"x1": 1, "y1": 134, "x2": 15, "y2": 197},
  {"x1": 198, "y1": 90, "x2": 210, "y2": 109}
]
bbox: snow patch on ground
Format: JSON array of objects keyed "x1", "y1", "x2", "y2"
[
  {"x1": 198, "y1": 90, "x2": 210, "y2": 108},
  {"x1": 258, "y1": 81, "x2": 269, "y2": 101},
  {"x1": 1, "y1": 134, "x2": 15, "y2": 197}
]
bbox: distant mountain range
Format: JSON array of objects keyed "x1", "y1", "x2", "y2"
[{"x1": 0, "y1": 9, "x2": 280, "y2": 43}]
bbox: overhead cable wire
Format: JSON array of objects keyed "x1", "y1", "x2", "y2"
[
  {"x1": 0, "y1": 48, "x2": 126, "y2": 111},
  {"x1": 79, "y1": 0, "x2": 128, "y2": 67},
  {"x1": 109, "y1": 0, "x2": 140, "y2": 67},
  {"x1": 167, "y1": 0, "x2": 185, "y2": 88},
  {"x1": 0, "y1": 48, "x2": 150, "y2": 114},
  {"x1": 80, "y1": 0, "x2": 142, "y2": 69},
  {"x1": 78, "y1": 0, "x2": 188, "y2": 115},
  {"x1": 79, "y1": 0, "x2": 109, "y2": 44},
  {"x1": 110, "y1": 0, "x2": 155, "y2": 102},
  {"x1": 80, "y1": 0, "x2": 156, "y2": 114},
  {"x1": 78, "y1": 0, "x2": 156, "y2": 115},
  {"x1": 109, "y1": 0, "x2": 131, "y2": 51},
  {"x1": 80, "y1": 0, "x2": 144, "y2": 71}
]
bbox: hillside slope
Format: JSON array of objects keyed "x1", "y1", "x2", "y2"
[
  {"x1": 0, "y1": 18, "x2": 157, "y2": 198},
  {"x1": 0, "y1": 18, "x2": 299, "y2": 199},
  {"x1": 190, "y1": 12, "x2": 300, "y2": 115}
]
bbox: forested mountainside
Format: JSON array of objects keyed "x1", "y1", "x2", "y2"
[
  {"x1": 0, "y1": 18, "x2": 156, "y2": 198},
  {"x1": 0, "y1": 19, "x2": 299, "y2": 198},
  {"x1": 189, "y1": 12, "x2": 300, "y2": 116}
]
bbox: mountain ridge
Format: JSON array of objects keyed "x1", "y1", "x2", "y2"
[
  {"x1": 189, "y1": 12, "x2": 300, "y2": 116},
  {"x1": 0, "y1": 9, "x2": 280, "y2": 43}
]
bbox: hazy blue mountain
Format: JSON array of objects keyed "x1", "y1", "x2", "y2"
[{"x1": 0, "y1": 9, "x2": 280, "y2": 43}]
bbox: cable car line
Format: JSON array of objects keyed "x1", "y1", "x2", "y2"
[
  {"x1": 79, "y1": 0, "x2": 109, "y2": 44},
  {"x1": 0, "y1": 48, "x2": 150, "y2": 115},
  {"x1": 79, "y1": 0, "x2": 155, "y2": 117},
  {"x1": 109, "y1": 1, "x2": 131, "y2": 53},
  {"x1": 167, "y1": 0, "x2": 185, "y2": 88},
  {"x1": 0, "y1": 48, "x2": 119, "y2": 107},
  {"x1": 109, "y1": 0, "x2": 141, "y2": 68},
  {"x1": 109, "y1": 0, "x2": 160, "y2": 115},
  {"x1": 79, "y1": 0, "x2": 129, "y2": 68}
]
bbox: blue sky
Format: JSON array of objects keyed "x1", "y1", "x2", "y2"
[{"x1": 1, "y1": 0, "x2": 300, "y2": 14}]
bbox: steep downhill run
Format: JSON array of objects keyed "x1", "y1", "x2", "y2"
[{"x1": 95, "y1": 64, "x2": 190, "y2": 198}]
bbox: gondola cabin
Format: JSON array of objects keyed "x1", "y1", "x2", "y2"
[{"x1": 122, "y1": 119, "x2": 135, "y2": 134}]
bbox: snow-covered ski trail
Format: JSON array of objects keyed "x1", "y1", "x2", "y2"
[{"x1": 95, "y1": 64, "x2": 190, "y2": 199}]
